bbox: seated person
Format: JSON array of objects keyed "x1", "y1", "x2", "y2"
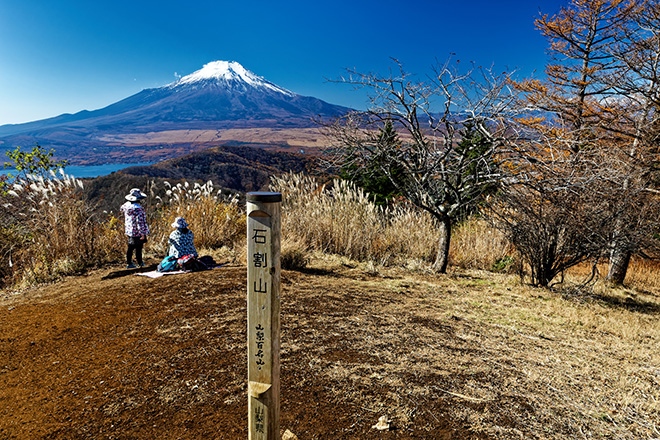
[{"x1": 168, "y1": 217, "x2": 199, "y2": 258}]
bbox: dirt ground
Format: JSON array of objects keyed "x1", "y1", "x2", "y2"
[
  {"x1": 0, "y1": 262, "x2": 468, "y2": 439},
  {"x1": 1, "y1": 258, "x2": 658, "y2": 439}
]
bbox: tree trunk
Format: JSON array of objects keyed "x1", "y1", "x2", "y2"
[
  {"x1": 607, "y1": 180, "x2": 632, "y2": 285},
  {"x1": 433, "y1": 216, "x2": 451, "y2": 273},
  {"x1": 607, "y1": 247, "x2": 631, "y2": 285}
]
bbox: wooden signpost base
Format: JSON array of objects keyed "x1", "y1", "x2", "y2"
[{"x1": 246, "y1": 192, "x2": 281, "y2": 440}]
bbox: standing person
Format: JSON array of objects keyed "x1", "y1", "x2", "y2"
[
  {"x1": 168, "y1": 217, "x2": 198, "y2": 258},
  {"x1": 120, "y1": 188, "x2": 149, "y2": 269}
]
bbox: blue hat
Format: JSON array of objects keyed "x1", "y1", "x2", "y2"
[{"x1": 171, "y1": 217, "x2": 189, "y2": 229}]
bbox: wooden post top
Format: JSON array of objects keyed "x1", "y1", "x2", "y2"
[{"x1": 247, "y1": 192, "x2": 282, "y2": 203}]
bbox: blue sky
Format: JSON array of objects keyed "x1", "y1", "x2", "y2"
[{"x1": 0, "y1": 0, "x2": 567, "y2": 125}]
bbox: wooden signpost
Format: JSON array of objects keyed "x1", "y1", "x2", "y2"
[{"x1": 247, "y1": 192, "x2": 282, "y2": 440}]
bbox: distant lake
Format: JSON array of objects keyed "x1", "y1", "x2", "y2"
[{"x1": 0, "y1": 162, "x2": 153, "y2": 179}]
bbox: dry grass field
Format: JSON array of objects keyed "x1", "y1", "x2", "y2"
[{"x1": 1, "y1": 252, "x2": 658, "y2": 439}]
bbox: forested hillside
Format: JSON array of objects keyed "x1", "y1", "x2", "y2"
[
  {"x1": 82, "y1": 145, "x2": 318, "y2": 213},
  {"x1": 119, "y1": 144, "x2": 316, "y2": 191}
]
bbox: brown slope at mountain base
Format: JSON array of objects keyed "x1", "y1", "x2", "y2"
[
  {"x1": 21, "y1": 127, "x2": 327, "y2": 166},
  {"x1": 97, "y1": 127, "x2": 327, "y2": 150}
]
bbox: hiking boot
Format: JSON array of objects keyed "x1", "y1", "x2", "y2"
[{"x1": 126, "y1": 263, "x2": 137, "y2": 269}]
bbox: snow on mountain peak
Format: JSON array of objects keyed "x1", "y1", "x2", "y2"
[{"x1": 172, "y1": 61, "x2": 294, "y2": 96}]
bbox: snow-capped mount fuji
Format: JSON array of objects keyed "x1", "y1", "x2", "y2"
[
  {"x1": 0, "y1": 61, "x2": 350, "y2": 164},
  {"x1": 172, "y1": 61, "x2": 294, "y2": 96}
]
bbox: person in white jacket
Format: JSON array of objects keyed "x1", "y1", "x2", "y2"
[{"x1": 119, "y1": 188, "x2": 149, "y2": 268}]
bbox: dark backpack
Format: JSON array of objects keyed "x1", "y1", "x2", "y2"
[
  {"x1": 157, "y1": 255, "x2": 179, "y2": 272},
  {"x1": 198, "y1": 255, "x2": 217, "y2": 268}
]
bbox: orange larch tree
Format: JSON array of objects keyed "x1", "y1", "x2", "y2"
[{"x1": 514, "y1": 0, "x2": 660, "y2": 285}]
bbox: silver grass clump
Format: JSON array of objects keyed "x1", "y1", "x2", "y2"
[
  {"x1": 270, "y1": 172, "x2": 440, "y2": 265},
  {"x1": 12, "y1": 169, "x2": 84, "y2": 204},
  {"x1": 159, "y1": 179, "x2": 234, "y2": 206}
]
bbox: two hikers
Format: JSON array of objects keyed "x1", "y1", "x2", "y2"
[{"x1": 120, "y1": 188, "x2": 199, "y2": 270}]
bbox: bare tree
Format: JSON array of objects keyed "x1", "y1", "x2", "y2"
[
  {"x1": 321, "y1": 58, "x2": 516, "y2": 272},
  {"x1": 515, "y1": 0, "x2": 660, "y2": 285},
  {"x1": 488, "y1": 121, "x2": 623, "y2": 287},
  {"x1": 491, "y1": 127, "x2": 660, "y2": 287}
]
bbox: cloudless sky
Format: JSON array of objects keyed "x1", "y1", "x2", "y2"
[{"x1": 0, "y1": 0, "x2": 568, "y2": 125}]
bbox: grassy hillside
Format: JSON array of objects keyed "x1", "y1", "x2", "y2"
[
  {"x1": 1, "y1": 165, "x2": 660, "y2": 438},
  {"x1": 0, "y1": 255, "x2": 658, "y2": 439}
]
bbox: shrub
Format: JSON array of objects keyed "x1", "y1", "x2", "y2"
[
  {"x1": 450, "y1": 217, "x2": 513, "y2": 271},
  {"x1": 280, "y1": 237, "x2": 310, "y2": 270},
  {"x1": 148, "y1": 180, "x2": 245, "y2": 258},
  {"x1": 270, "y1": 172, "x2": 438, "y2": 266},
  {"x1": 1, "y1": 170, "x2": 123, "y2": 286}
]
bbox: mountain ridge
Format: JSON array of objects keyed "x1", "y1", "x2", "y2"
[{"x1": 0, "y1": 61, "x2": 350, "y2": 164}]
